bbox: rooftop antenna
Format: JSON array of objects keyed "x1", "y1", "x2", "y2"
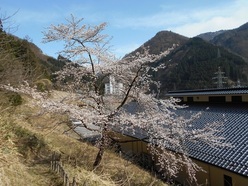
[{"x1": 212, "y1": 67, "x2": 227, "y2": 88}]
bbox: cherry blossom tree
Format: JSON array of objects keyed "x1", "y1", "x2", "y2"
[{"x1": 1, "y1": 15, "x2": 230, "y2": 184}]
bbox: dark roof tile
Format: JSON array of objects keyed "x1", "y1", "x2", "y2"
[
  {"x1": 166, "y1": 87, "x2": 248, "y2": 97},
  {"x1": 174, "y1": 103, "x2": 248, "y2": 177}
]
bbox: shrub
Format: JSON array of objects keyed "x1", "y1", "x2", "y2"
[
  {"x1": 8, "y1": 92, "x2": 23, "y2": 106},
  {"x1": 35, "y1": 79, "x2": 52, "y2": 92},
  {"x1": 14, "y1": 126, "x2": 46, "y2": 158}
]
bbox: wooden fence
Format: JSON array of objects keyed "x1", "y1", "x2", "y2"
[{"x1": 50, "y1": 152, "x2": 77, "y2": 186}]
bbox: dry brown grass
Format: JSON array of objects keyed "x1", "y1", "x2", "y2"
[
  {"x1": 0, "y1": 93, "x2": 168, "y2": 186},
  {"x1": 0, "y1": 111, "x2": 62, "y2": 186}
]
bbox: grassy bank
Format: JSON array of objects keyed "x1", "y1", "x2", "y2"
[{"x1": 0, "y1": 93, "x2": 167, "y2": 186}]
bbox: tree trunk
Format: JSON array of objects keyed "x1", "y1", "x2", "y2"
[
  {"x1": 93, "y1": 143, "x2": 105, "y2": 168},
  {"x1": 93, "y1": 127, "x2": 107, "y2": 168}
]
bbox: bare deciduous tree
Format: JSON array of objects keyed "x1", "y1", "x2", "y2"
[
  {"x1": 0, "y1": 9, "x2": 19, "y2": 33},
  {"x1": 0, "y1": 9, "x2": 48, "y2": 85},
  {"x1": 0, "y1": 9, "x2": 24, "y2": 85}
]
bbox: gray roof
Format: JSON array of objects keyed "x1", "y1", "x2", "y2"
[
  {"x1": 122, "y1": 101, "x2": 248, "y2": 177},
  {"x1": 166, "y1": 87, "x2": 248, "y2": 97},
  {"x1": 71, "y1": 120, "x2": 100, "y2": 139},
  {"x1": 175, "y1": 103, "x2": 248, "y2": 177}
]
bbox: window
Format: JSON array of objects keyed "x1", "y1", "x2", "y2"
[
  {"x1": 187, "y1": 97, "x2": 193, "y2": 102},
  {"x1": 105, "y1": 83, "x2": 110, "y2": 94},
  {"x1": 231, "y1": 96, "x2": 242, "y2": 103},
  {"x1": 224, "y1": 175, "x2": 232, "y2": 186},
  {"x1": 209, "y1": 96, "x2": 226, "y2": 103}
]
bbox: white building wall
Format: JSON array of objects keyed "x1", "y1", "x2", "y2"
[{"x1": 104, "y1": 75, "x2": 123, "y2": 95}]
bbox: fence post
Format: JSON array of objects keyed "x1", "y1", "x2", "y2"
[
  {"x1": 51, "y1": 152, "x2": 55, "y2": 171},
  {"x1": 54, "y1": 161, "x2": 57, "y2": 172},
  {"x1": 59, "y1": 162, "x2": 63, "y2": 176},
  {"x1": 65, "y1": 174, "x2": 69, "y2": 186},
  {"x1": 74, "y1": 158, "x2": 77, "y2": 167},
  {"x1": 50, "y1": 152, "x2": 78, "y2": 186},
  {"x1": 63, "y1": 171, "x2": 66, "y2": 185},
  {"x1": 72, "y1": 177, "x2": 76, "y2": 186},
  {"x1": 51, "y1": 153, "x2": 53, "y2": 171},
  {"x1": 55, "y1": 161, "x2": 59, "y2": 173}
]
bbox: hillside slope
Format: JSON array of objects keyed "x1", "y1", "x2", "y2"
[
  {"x1": 126, "y1": 31, "x2": 188, "y2": 56},
  {"x1": 197, "y1": 30, "x2": 226, "y2": 42},
  {"x1": 210, "y1": 22, "x2": 248, "y2": 61},
  {"x1": 0, "y1": 30, "x2": 64, "y2": 85},
  {"x1": 154, "y1": 37, "x2": 248, "y2": 94},
  {"x1": 125, "y1": 24, "x2": 248, "y2": 93},
  {"x1": 0, "y1": 93, "x2": 167, "y2": 186}
]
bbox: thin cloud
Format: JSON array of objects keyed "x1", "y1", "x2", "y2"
[
  {"x1": 111, "y1": 0, "x2": 248, "y2": 37},
  {"x1": 113, "y1": 11, "x2": 190, "y2": 29},
  {"x1": 11, "y1": 9, "x2": 61, "y2": 25},
  {"x1": 113, "y1": 43, "x2": 141, "y2": 58},
  {"x1": 171, "y1": 0, "x2": 248, "y2": 37}
]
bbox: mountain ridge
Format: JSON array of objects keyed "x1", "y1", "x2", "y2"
[
  {"x1": 209, "y1": 22, "x2": 248, "y2": 60},
  {"x1": 2, "y1": 21, "x2": 248, "y2": 93},
  {"x1": 197, "y1": 30, "x2": 226, "y2": 41},
  {"x1": 125, "y1": 22, "x2": 248, "y2": 93},
  {"x1": 0, "y1": 30, "x2": 65, "y2": 85},
  {"x1": 125, "y1": 31, "x2": 188, "y2": 57}
]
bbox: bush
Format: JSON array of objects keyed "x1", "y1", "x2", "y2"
[
  {"x1": 14, "y1": 126, "x2": 46, "y2": 158},
  {"x1": 8, "y1": 92, "x2": 23, "y2": 106},
  {"x1": 35, "y1": 79, "x2": 52, "y2": 92}
]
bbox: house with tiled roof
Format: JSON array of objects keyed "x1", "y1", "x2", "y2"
[
  {"x1": 115, "y1": 87, "x2": 248, "y2": 186},
  {"x1": 165, "y1": 87, "x2": 248, "y2": 186}
]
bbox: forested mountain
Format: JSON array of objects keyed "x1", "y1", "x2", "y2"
[
  {"x1": 0, "y1": 30, "x2": 65, "y2": 86},
  {"x1": 209, "y1": 22, "x2": 248, "y2": 61},
  {"x1": 127, "y1": 25, "x2": 248, "y2": 94},
  {"x1": 197, "y1": 30, "x2": 226, "y2": 42},
  {"x1": 154, "y1": 37, "x2": 248, "y2": 94},
  {"x1": 126, "y1": 31, "x2": 188, "y2": 56},
  {"x1": 2, "y1": 21, "x2": 248, "y2": 94}
]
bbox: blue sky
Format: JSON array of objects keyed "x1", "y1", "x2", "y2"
[{"x1": 1, "y1": 0, "x2": 248, "y2": 58}]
